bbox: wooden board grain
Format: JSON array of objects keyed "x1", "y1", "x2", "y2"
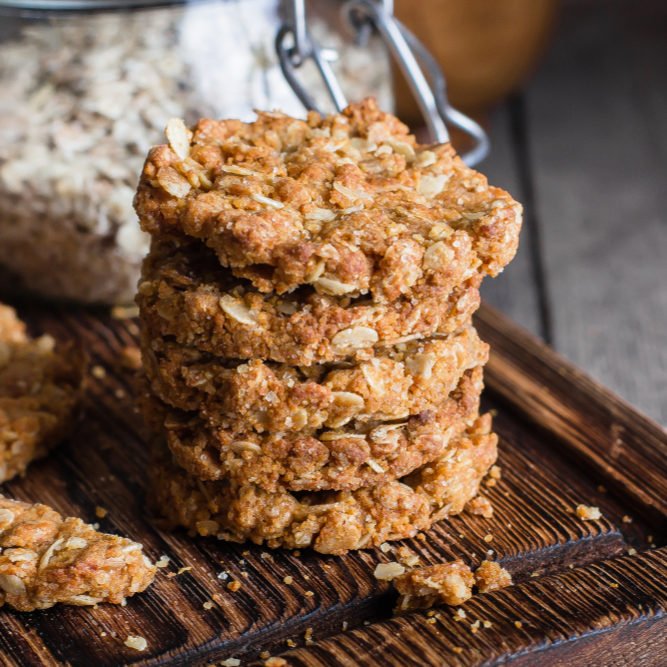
[{"x1": 0, "y1": 300, "x2": 666, "y2": 667}]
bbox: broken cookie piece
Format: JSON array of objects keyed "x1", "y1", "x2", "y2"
[
  {"x1": 0, "y1": 495, "x2": 156, "y2": 612},
  {"x1": 474, "y1": 559, "x2": 512, "y2": 594},
  {"x1": 394, "y1": 560, "x2": 475, "y2": 612},
  {"x1": 0, "y1": 304, "x2": 87, "y2": 483},
  {"x1": 394, "y1": 559, "x2": 512, "y2": 614}
]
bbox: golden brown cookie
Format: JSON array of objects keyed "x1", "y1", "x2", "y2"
[
  {"x1": 148, "y1": 413, "x2": 498, "y2": 555},
  {"x1": 139, "y1": 366, "x2": 484, "y2": 493},
  {"x1": 137, "y1": 237, "x2": 482, "y2": 366},
  {"x1": 0, "y1": 304, "x2": 87, "y2": 483},
  {"x1": 141, "y1": 325, "x2": 488, "y2": 434},
  {"x1": 0, "y1": 495, "x2": 155, "y2": 612},
  {"x1": 134, "y1": 99, "x2": 521, "y2": 303}
]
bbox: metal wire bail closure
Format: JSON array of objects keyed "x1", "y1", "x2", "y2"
[
  {"x1": 275, "y1": 3, "x2": 348, "y2": 114},
  {"x1": 277, "y1": 0, "x2": 489, "y2": 166}
]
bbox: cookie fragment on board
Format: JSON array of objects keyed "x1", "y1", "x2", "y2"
[
  {"x1": 137, "y1": 237, "x2": 482, "y2": 366},
  {"x1": 139, "y1": 367, "x2": 484, "y2": 493},
  {"x1": 134, "y1": 99, "x2": 522, "y2": 302},
  {"x1": 0, "y1": 496, "x2": 156, "y2": 612},
  {"x1": 148, "y1": 415, "x2": 497, "y2": 555},
  {"x1": 0, "y1": 304, "x2": 87, "y2": 483},
  {"x1": 393, "y1": 559, "x2": 512, "y2": 614}
]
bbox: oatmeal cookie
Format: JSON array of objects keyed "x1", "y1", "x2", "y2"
[
  {"x1": 137, "y1": 237, "x2": 481, "y2": 366},
  {"x1": 149, "y1": 414, "x2": 497, "y2": 555},
  {"x1": 139, "y1": 366, "x2": 484, "y2": 493},
  {"x1": 134, "y1": 99, "x2": 521, "y2": 303},
  {"x1": 0, "y1": 495, "x2": 156, "y2": 612},
  {"x1": 141, "y1": 325, "x2": 488, "y2": 434},
  {"x1": 0, "y1": 304, "x2": 87, "y2": 483}
]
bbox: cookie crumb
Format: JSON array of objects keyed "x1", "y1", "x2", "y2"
[
  {"x1": 380, "y1": 542, "x2": 391, "y2": 553},
  {"x1": 374, "y1": 562, "x2": 405, "y2": 581},
  {"x1": 470, "y1": 496, "x2": 493, "y2": 518},
  {"x1": 622, "y1": 516, "x2": 633, "y2": 523},
  {"x1": 203, "y1": 601, "x2": 214, "y2": 610},
  {"x1": 515, "y1": 621, "x2": 523, "y2": 629},
  {"x1": 576, "y1": 504, "x2": 602, "y2": 520},
  {"x1": 283, "y1": 576, "x2": 293, "y2": 585},
  {"x1": 474, "y1": 561, "x2": 512, "y2": 594},
  {"x1": 221, "y1": 659, "x2": 240, "y2": 666},
  {"x1": 124, "y1": 636, "x2": 147, "y2": 651},
  {"x1": 111, "y1": 305, "x2": 140, "y2": 319},
  {"x1": 227, "y1": 581, "x2": 241, "y2": 592},
  {"x1": 118, "y1": 345, "x2": 142, "y2": 371},
  {"x1": 95, "y1": 507, "x2": 107, "y2": 519},
  {"x1": 265, "y1": 658, "x2": 287, "y2": 667},
  {"x1": 91, "y1": 365, "x2": 106, "y2": 379}
]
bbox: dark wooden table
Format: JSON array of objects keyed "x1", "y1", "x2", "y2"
[{"x1": 479, "y1": 0, "x2": 667, "y2": 428}]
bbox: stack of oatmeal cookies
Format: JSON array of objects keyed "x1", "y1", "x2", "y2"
[{"x1": 133, "y1": 99, "x2": 522, "y2": 555}]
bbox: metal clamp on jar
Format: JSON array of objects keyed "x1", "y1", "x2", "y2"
[{"x1": 276, "y1": 0, "x2": 489, "y2": 166}]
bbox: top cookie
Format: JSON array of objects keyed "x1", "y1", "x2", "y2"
[{"x1": 135, "y1": 99, "x2": 522, "y2": 303}]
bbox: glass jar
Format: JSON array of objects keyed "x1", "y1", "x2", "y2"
[{"x1": 0, "y1": 0, "x2": 393, "y2": 304}]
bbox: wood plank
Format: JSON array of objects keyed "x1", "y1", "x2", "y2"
[
  {"x1": 264, "y1": 548, "x2": 667, "y2": 667},
  {"x1": 475, "y1": 301, "x2": 667, "y2": 522},
  {"x1": 0, "y1": 299, "x2": 664, "y2": 666},
  {"x1": 525, "y1": 0, "x2": 667, "y2": 426}
]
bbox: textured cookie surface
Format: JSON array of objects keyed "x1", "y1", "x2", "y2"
[
  {"x1": 148, "y1": 414, "x2": 498, "y2": 555},
  {"x1": 0, "y1": 304, "x2": 87, "y2": 483},
  {"x1": 134, "y1": 99, "x2": 522, "y2": 303},
  {"x1": 141, "y1": 326, "x2": 488, "y2": 434},
  {"x1": 0, "y1": 495, "x2": 155, "y2": 612},
  {"x1": 137, "y1": 237, "x2": 482, "y2": 366},
  {"x1": 139, "y1": 366, "x2": 484, "y2": 493}
]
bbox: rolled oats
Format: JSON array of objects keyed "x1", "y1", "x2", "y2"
[
  {"x1": 149, "y1": 416, "x2": 498, "y2": 555},
  {"x1": 139, "y1": 367, "x2": 485, "y2": 493},
  {"x1": 0, "y1": 12, "x2": 390, "y2": 304}
]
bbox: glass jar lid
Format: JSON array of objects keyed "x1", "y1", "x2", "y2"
[{"x1": 0, "y1": 0, "x2": 200, "y2": 15}]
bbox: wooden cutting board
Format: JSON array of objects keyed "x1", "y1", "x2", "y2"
[{"x1": 1, "y1": 300, "x2": 667, "y2": 667}]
